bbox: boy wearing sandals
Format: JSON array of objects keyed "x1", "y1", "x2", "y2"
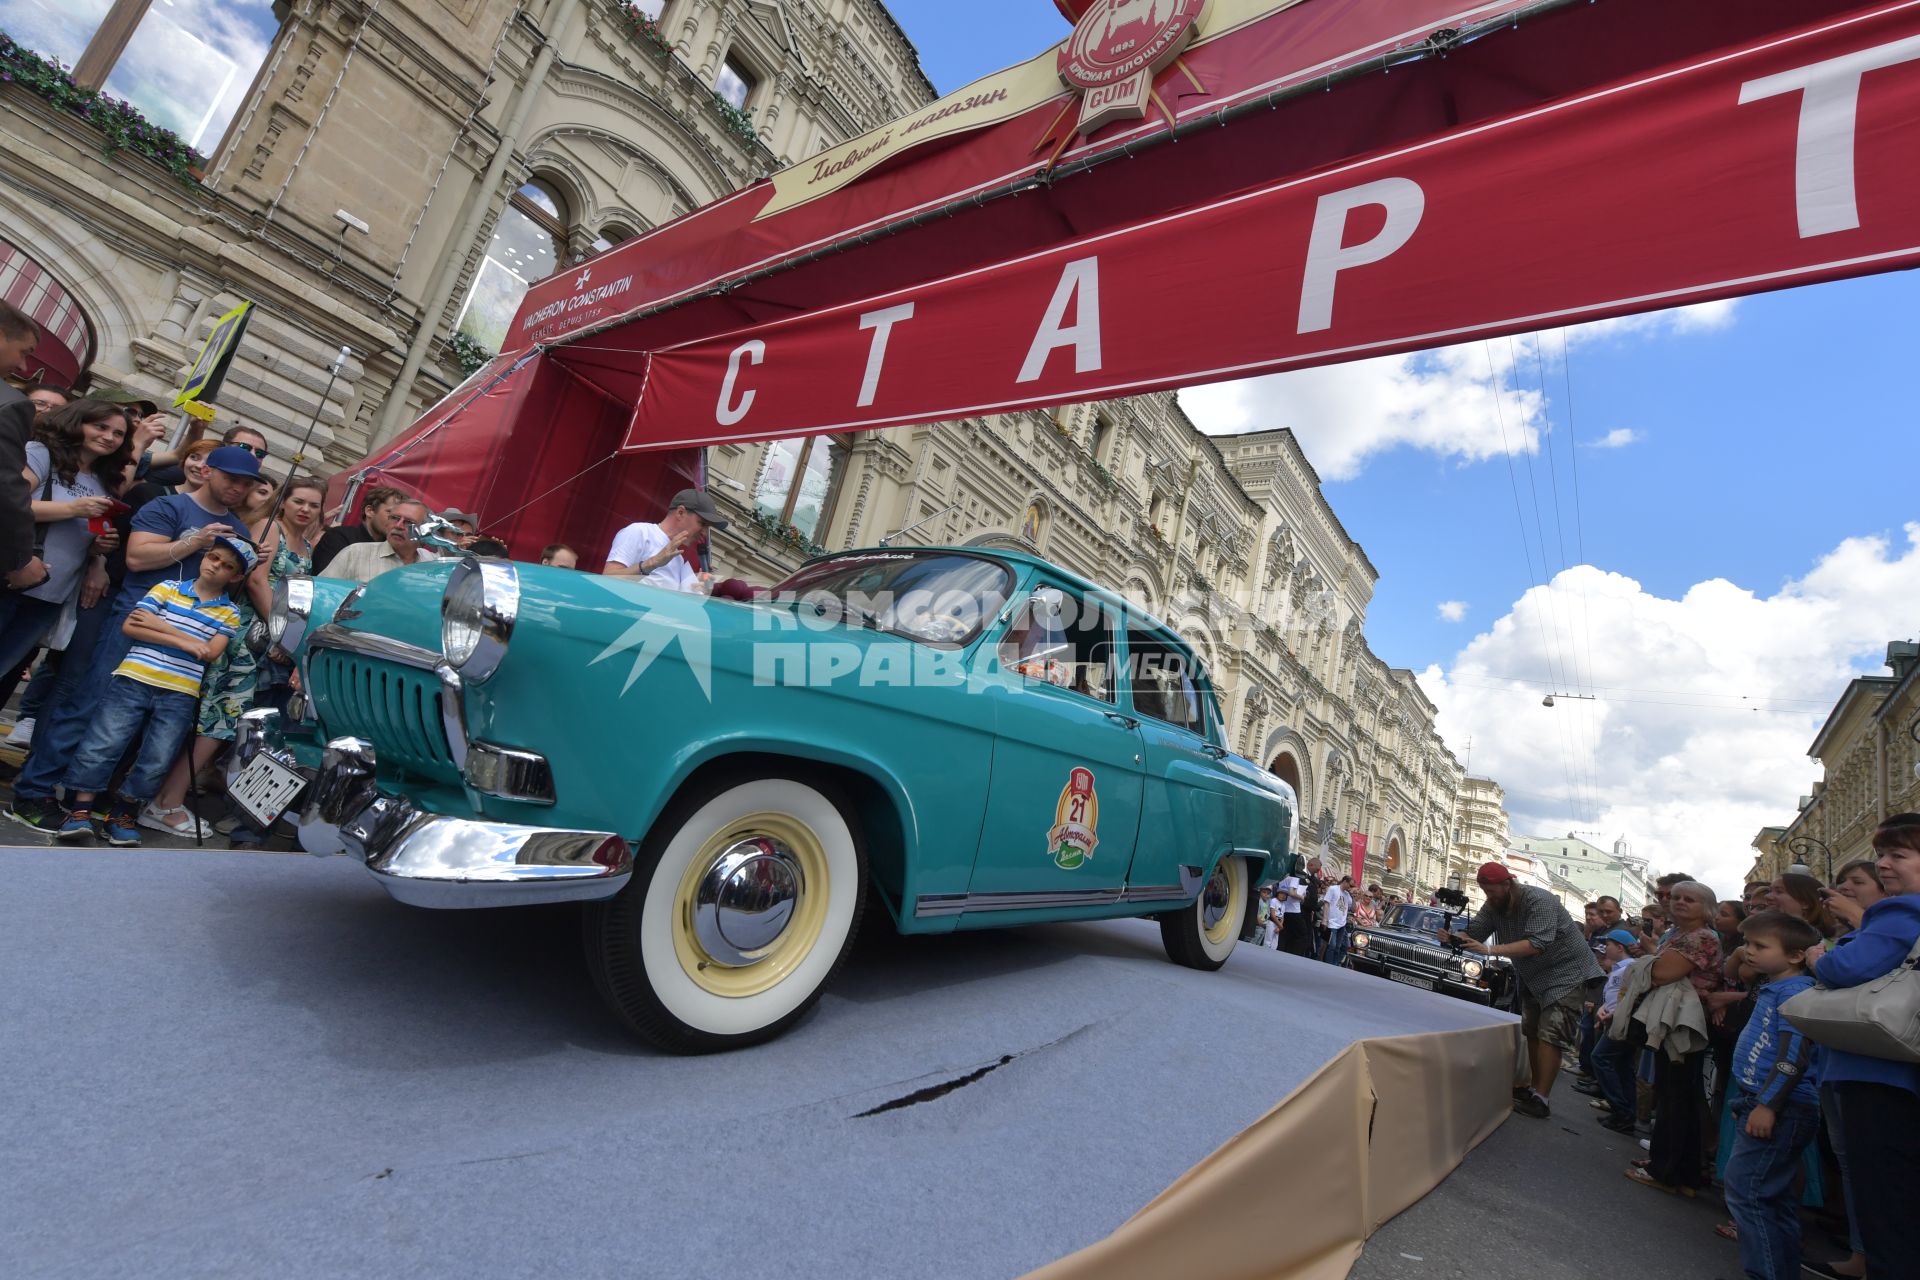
[
  {"x1": 1722, "y1": 910, "x2": 1824, "y2": 1280},
  {"x1": 53, "y1": 536, "x2": 250, "y2": 846}
]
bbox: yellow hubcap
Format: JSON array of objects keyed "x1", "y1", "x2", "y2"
[
  {"x1": 671, "y1": 811, "x2": 831, "y2": 998},
  {"x1": 1202, "y1": 858, "x2": 1244, "y2": 947}
]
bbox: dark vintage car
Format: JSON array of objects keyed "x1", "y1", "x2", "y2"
[{"x1": 1346, "y1": 903, "x2": 1517, "y2": 1009}]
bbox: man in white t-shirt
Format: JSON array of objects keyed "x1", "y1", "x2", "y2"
[
  {"x1": 604, "y1": 488, "x2": 728, "y2": 592},
  {"x1": 1322, "y1": 875, "x2": 1356, "y2": 967}
]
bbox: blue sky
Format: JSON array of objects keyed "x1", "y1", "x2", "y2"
[{"x1": 885, "y1": 2, "x2": 1920, "y2": 889}]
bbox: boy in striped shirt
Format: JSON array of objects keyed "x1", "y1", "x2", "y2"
[{"x1": 55, "y1": 536, "x2": 252, "y2": 846}]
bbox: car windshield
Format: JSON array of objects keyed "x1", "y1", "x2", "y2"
[
  {"x1": 1387, "y1": 906, "x2": 1449, "y2": 934},
  {"x1": 769, "y1": 552, "x2": 1013, "y2": 646}
]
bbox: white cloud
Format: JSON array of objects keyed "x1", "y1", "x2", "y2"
[
  {"x1": 1179, "y1": 302, "x2": 1736, "y2": 480},
  {"x1": 1587, "y1": 428, "x2": 1642, "y2": 449},
  {"x1": 1416, "y1": 523, "x2": 1920, "y2": 899},
  {"x1": 1437, "y1": 600, "x2": 1469, "y2": 623}
]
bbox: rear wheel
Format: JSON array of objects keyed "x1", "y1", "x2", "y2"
[
  {"x1": 1159, "y1": 855, "x2": 1247, "y2": 971},
  {"x1": 583, "y1": 774, "x2": 864, "y2": 1053}
]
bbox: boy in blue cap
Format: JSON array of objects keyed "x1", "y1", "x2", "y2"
[
  {"x1": 54, "y1": 533, "x2": 252, "y2": 846},
  {"x1": 1588, "y1": 926, "x2": 1644, "y2": 1133}
]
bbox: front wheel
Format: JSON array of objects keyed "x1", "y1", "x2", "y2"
[
  {"x1": 1160, "y1": 855, "x2": 1248, "y2": 971},
  {"x1": 583, "y1": 774, "x2": 865, "y2": 1053}
]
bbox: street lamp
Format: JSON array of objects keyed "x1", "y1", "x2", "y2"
[
  {"x1": 1784, "y1": 833, "x2": 1834, "y2": 883},
  {"x1": 1541, "y1": 692, "x2": 1596, "y2": 708}
]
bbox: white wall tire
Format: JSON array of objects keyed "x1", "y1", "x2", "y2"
[
  {"x1": 1159, "y1": 855, "x2": 1247, "y2": 971},
  {"x1": 584, "y1": 774, "x2": 864, "y2": 1052}
]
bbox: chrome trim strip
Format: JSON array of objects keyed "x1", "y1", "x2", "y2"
[
  {"x1": 434, "y1": 662, "x2": 469, "y2": 770},
  {"x1": 914, "y1": 872, "x2": 1208, "y2": 918},
  {"x1": 462, "y1": 740, "x2": 555, "y2": 805},
  {"x1": 308, "y1": 622, "x2": 441, "y2": 671}
]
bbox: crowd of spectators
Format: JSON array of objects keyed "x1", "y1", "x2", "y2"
[
  {"x1": 1553, "y1": 833, "x2": 1920, "y2": 1280},
  {"x1": 1251, "y1": 864, "x2": 1409, "y2": 962}
]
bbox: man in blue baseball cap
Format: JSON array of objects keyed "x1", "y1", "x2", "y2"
[{"x1": 7, "y1": 443, "x2": 268, "y2": 834}]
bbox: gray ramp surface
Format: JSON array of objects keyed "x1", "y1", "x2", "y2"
[{"x1": 2, "y1": 847, "x2": 1512, "y2": 1279}]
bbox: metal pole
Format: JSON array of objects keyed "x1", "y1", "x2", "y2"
[{"x1": 269, "y1": 347, "x2": 349, "y2": 525}]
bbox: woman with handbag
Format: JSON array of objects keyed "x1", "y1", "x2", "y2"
[
  {"x1": 1808, "y1": 814, "x2": 1920, "y2": 1279},
  {"x1": 1625, "y1": 880, "x2": 1725, "y2": 1196},
  {"x1": 0, "y1": 401, "x2": 132, "y2": 678}
]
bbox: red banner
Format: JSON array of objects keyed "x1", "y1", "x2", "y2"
[
  {"x1": 624, "y1": 4, "x2": 1920, "y2": 449},
  {"x1": 1351, "y1": 832, "x2": 1368, "y2": 888}
]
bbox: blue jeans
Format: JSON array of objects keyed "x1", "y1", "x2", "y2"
[
  {"x1": 17, "y1": 594, "x2": 110, "y2": 720},
  {"x1": 15, "y1": 618, "x2": 135, "y2": 801},
  {"x1": 1591, "y1": 1030, "x2": 1637, "y2": 1121},
  {"x1": 1578, "y1": 1008, "x2": 1598, "y2": 1078},
  {"x1": 63, "y1": 675, "x2": 198, "y2": 804},
  {"x1": 1820, "y1": 1084, "x2": 1865, "y2": 1258},
  {"x1": 1724, "y1": 1093, "x2": 1821, "y2": 1280},
  {"x1": 0, "y1": 591, "x2": 62, "y2": 681},
  {"x1": 1323, "y1": 925, "x2": 1350, "y2": 966}
]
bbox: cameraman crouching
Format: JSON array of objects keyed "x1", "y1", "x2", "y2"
[{"x1": 1438, "y1": 861, "x2": 1605, "y2": 1119}]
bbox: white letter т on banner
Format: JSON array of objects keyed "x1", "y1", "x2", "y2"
[
  {"x1": 716, "y1": 339, "x2": 765, "y2": 427},
  {"x1": 1017, "y1": 257, "x2": 1103, "y2": 383},
  {"x1": 1297, "y1": 177, "x2": 1426, "y2": 335},
  {"x1": 856, "y1": 302, "x2": 915, "y2": 407},
  {"x1": 1739, "y1": 34, "x2": 1920, "y2": 238}
]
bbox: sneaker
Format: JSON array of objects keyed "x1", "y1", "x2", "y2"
[
  {"x1": 53, "y1": 809, "x2": 98, "y2": 845},
  {"x1": 1512, "y1": 1090, "x2": 1551, "y2": 1119},
  {"x1": 1573, "y1": 1079, "x2": 1606, "y2": 1097},
  {"x1": 138, "y1": 803, "x2": 210, "y2": 839},
  {"x1": 101, "y1": 805, "x2": 140, "y2": 848},
  {"x1": 5, "y1": 716, "x2": 33, "y2": 746},
  {"x1": 1599, "y1": 1114, "x2": 1637, "y2": 1134},
  {"x1": 7, "y1": 794, "x2": 64, "y2": 834},
  {"x1": 1590, "y1": 1098, "x2": 1613, "y2": 1111}
]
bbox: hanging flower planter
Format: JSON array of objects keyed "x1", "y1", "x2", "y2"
[
  {"x1": 611, "y1": 3, "x2": 674, "y2": 58},
  {"x1": 0, "y1": 32, "x2": 205, "y2": 186}
]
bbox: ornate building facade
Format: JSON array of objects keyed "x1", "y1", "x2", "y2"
[
  {"x1": 705, "y1": 406, "x2": 1470, "y2": 900},
  {"x1": 0, "y1": 0, "x2": 933, "y2": 456},
  {"x1": 1751, "y1": 640, "x2": 1920, "y2": 885}
]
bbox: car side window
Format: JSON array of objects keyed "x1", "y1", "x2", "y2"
[
  {"x1": 1124, "y1": 628, "x2": 1203, "y2": 733},
  {"x1": 998, "y1": 586, "x2": 1115, "y2": 703}
]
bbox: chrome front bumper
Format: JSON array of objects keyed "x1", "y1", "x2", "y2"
[{"x1": 233, "y1": 711, "x2": 633, "y2": 909}]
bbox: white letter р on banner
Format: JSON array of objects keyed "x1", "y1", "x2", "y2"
[
  {"x1": 1738, "y1": 33, "x2": 1920, "y2": 239},
  {"x1": 716, "y1": 339, "x2": 765, "y2": 426},
  {"x1": 1296, "y1": 176, "x2": 1426, "y2": 335},
  {"x1": 1017, "y1": 257, "x2": 1103, "y2": 383}
]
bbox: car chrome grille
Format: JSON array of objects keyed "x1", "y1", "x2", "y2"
[{"x1": 308, "y1": 650, "x2": 458, "y2": 779}]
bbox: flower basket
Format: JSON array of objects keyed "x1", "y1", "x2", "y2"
[{"x1": 0, "y1": 32, "x2": 205, "y2": 186}]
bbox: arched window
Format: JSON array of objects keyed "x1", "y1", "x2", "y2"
[
  {"x1": 753, "y1": 435, "x2": 843, "y2": 542},
  {"x1": 454, "y1": 178, "x2": 570, "y2": 353},
  {"x1": 594, "y1": 224, "x2": 636, "y2": 252}
]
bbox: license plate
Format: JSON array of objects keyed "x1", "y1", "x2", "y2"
[
  {"x1": 1388, "y1": 972, "x2": 1435, "y2": 991},
  {"x1": 229, "y1": 752, "x2": 308, "y2": 829}
]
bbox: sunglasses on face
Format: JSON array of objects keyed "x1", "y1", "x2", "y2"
[{"x1": 235, "y1": 444, "x2": 268, "y2": 459}]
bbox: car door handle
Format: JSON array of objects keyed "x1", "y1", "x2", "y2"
[{"x1": 1105, "y1": 711, "x2": 1140, "y2": 730}]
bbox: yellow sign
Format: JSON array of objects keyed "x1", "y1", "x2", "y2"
[
  {"x1": 753, "y1": 0, "x2": 1308, "y2": 220},
  {"x1": 173, "y1": 300, "x2": 254, "y2": 408},
  {"x1": 178, "y1": 399, "x2": 216, "y2": 421}
]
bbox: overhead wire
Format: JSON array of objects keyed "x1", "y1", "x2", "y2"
[
  {"x1": 1504, "y1": 334, "x2": 1588, "y2": 826},
  {"x1": 1529, "y1": 331, "x2": 1603, "y2": 826},
  {"x1": 1558, "y1": 325, "x2": 1609, "y2": 827},
  {"x1": 1485, "y1": 339, "x2": 1584, "y2": 828}
]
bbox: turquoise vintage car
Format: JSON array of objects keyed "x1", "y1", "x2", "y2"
[{"x1": 234, "y1": 544, "x2": 1297, "y2": 1051}]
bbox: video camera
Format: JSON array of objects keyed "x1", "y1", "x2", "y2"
[{"x1": 1433, "y1": 885, "x2": 1469, "y2": 950}]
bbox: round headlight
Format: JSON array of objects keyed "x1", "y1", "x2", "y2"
[
  {"x1": 1351, "y1": 932, "x2": 1370, "y2": 951},
  {"x1": 441, "y1": 557, "x2": 518, "y2": 682},
  {"x1": 269, "y1": 577, "x2": 315, "y2": 650},
  {"x1": 1461, "y1": 959, "x2": 1484, "y2": 979}
]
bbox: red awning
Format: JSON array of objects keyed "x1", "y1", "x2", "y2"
[{"x1": 0, "y1": 238, "x2": 95, "y2": 386}]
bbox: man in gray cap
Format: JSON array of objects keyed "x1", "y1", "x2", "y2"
[{"x1": 604, "y1": 488, "x2": 728, "y2": 592}]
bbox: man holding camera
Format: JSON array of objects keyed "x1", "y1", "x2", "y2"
[{"x1": 1438, "y1": 861, "x2": 1605, "y2": 1119}]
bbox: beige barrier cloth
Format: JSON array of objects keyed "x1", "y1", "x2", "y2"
[{"x1": 1026, "y1": 1022, "x2": 1519, "y2": 1280}]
